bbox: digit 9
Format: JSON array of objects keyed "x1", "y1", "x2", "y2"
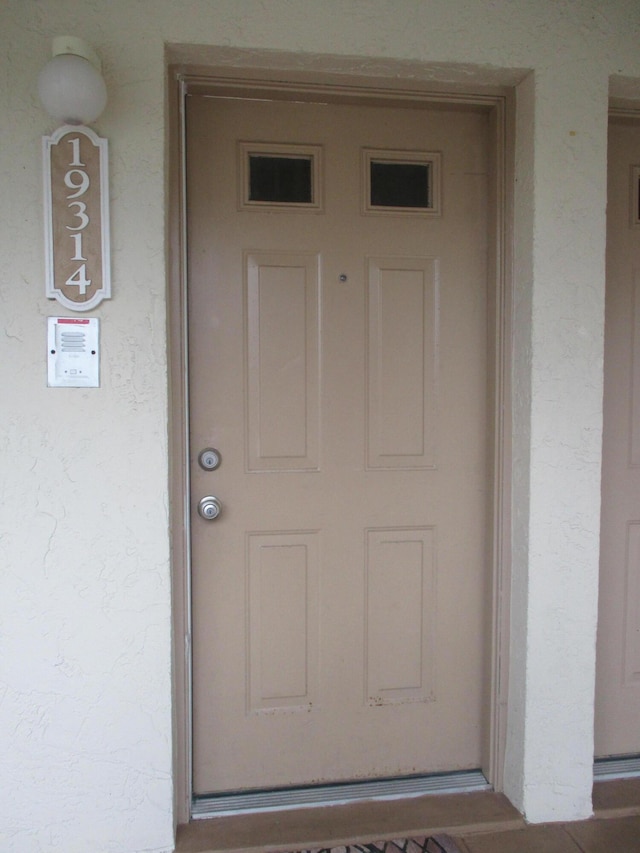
[{"x1": 64, "y1": 169, "x2": 90, "y2": 199}]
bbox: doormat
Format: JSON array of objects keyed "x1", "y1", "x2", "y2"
[{"x1": 283, "y1": 837, "x2": 464, "y2": 853}]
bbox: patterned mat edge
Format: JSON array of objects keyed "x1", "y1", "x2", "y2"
[{"x1": 280, "y1": 835, "x2": 464, "y2": 853}]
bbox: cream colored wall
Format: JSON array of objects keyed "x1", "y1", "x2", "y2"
[{"x1": 2, "y1": 2, "x2": 640, "y2": 851}]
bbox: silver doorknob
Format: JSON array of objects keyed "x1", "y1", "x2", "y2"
[{"x1": 198, "y1": 495, "x2": 222, "y2": 520}]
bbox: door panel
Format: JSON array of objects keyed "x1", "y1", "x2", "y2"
[
  {"x1": 187, "y1": 94, "x2": 490, "y2": 793},
  {"x1": 247, "y1": 531, "x2": 320, "y2": 712},
  {"x1": 367, "y1": 256, "x2": 437, "y2": 469},
  {"x1": 595, "y1": 117, "x2": 640, "y2": 757},
  {"x1": 246, "y1": 251, "x2": 320, "y2": 471},
  {"x1": 365, "y1": 527, "x2": 436, "y2": 705}
]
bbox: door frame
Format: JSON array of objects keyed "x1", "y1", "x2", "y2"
[
  {"x1": 168, "y1": 56, "x2": 514, "y2": 823},
  {"x1": 593, "y1": 105, "x2": 640, "y2": 769}
]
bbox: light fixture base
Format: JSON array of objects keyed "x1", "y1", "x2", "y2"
[{"x1": 51, "y1": 36, "x2": 102, "y2": 73}]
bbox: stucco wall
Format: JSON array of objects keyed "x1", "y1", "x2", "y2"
[{"x1": 2, "y1": 1, "x2": 640, "y2": 851}]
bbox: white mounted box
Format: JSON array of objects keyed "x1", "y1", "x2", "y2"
[{"x1": 47, "y1": 317, "x2": 100, "y2": 387}]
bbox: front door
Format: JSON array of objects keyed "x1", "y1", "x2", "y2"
[
  {"x1": 186, "y1": 91, "x2": 491, "y2": 794},
  {"x1": 595, "y1": 115, "x2": 640, "y2": 758}
]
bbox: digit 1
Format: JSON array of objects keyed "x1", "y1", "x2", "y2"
[
  {"x1": 68, "y1": 137, "x2": 85, "y2": 167},
  {"x1": 70, "y1": 232, "x2": 87, "y2": 261}
]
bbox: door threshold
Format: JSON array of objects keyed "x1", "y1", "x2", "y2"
[
  {"x1": 192, "y1": 770, "x2": 491, "y2": 818},
  {"x1": 178, "y1": 789, "x2": 520, "y2": 853},
  {"x1": 594, "y1": 755, "x2": 640, "y2": 780}
]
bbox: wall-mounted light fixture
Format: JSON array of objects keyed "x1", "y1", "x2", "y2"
[
  {"x1": 38, "y1": 36, "x2": 107, "y2": 126},
  {"x1": 40, "y1": 36, "x2": 111, "y2": 315}
]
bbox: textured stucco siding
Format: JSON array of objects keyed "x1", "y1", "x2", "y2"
[{"x1": 2, "y1": 1, "x2": 640, "y2": 850}]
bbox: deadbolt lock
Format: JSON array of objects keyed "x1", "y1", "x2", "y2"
[{"x1": 198, "y1": 447, "x2": 222, "y2": 471}]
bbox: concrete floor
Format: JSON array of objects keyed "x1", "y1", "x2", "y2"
[{"x1": 175, "y1": 779, "x2": 640, "y2": 853}]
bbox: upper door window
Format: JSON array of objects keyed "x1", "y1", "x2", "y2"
[
  {"x1": 239, "y1": 142, "x2": 323, "y2": 212},
  {"x1": 363, "y1": 148, "x2": 441, "y2": 216}
]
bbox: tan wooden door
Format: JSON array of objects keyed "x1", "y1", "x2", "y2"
[
  {"x1": 187, "y1": 92, "x2": 490, "y2": 794},
  {"x1": 595, "y1": 116, "x2": 640, "y2": 757}
]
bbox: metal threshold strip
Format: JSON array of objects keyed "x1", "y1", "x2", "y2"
[
  {"x1": 594, "y1": 755, "x2": 640, "y2": 780},
  {"x1": 192, "y1": 770, "x2": 491, "y2": 818}
]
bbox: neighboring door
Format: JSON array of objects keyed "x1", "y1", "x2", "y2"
[
  {"x1": 186, "y1": 91, "x2": 491, "y2": 794},
  {"x1": 595, "y1": 115, "x2": 640, "y2": 757}
]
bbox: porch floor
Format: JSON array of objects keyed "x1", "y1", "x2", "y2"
[{"x1": 175, "y1": 778, "x2": 640, "y2": 853}]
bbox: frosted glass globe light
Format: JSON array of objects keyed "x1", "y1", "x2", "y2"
[{"x1": 37, "y1": 38, "x2": 107, "y2": 125}]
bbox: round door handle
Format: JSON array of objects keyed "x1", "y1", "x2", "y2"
[{"x1": 198, "y1": 495, "x2": 222, "y2": 520}]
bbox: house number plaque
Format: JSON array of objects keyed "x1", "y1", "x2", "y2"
[{"x1": 43, "y1": 125, "x2": 111, "y2": 311}]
